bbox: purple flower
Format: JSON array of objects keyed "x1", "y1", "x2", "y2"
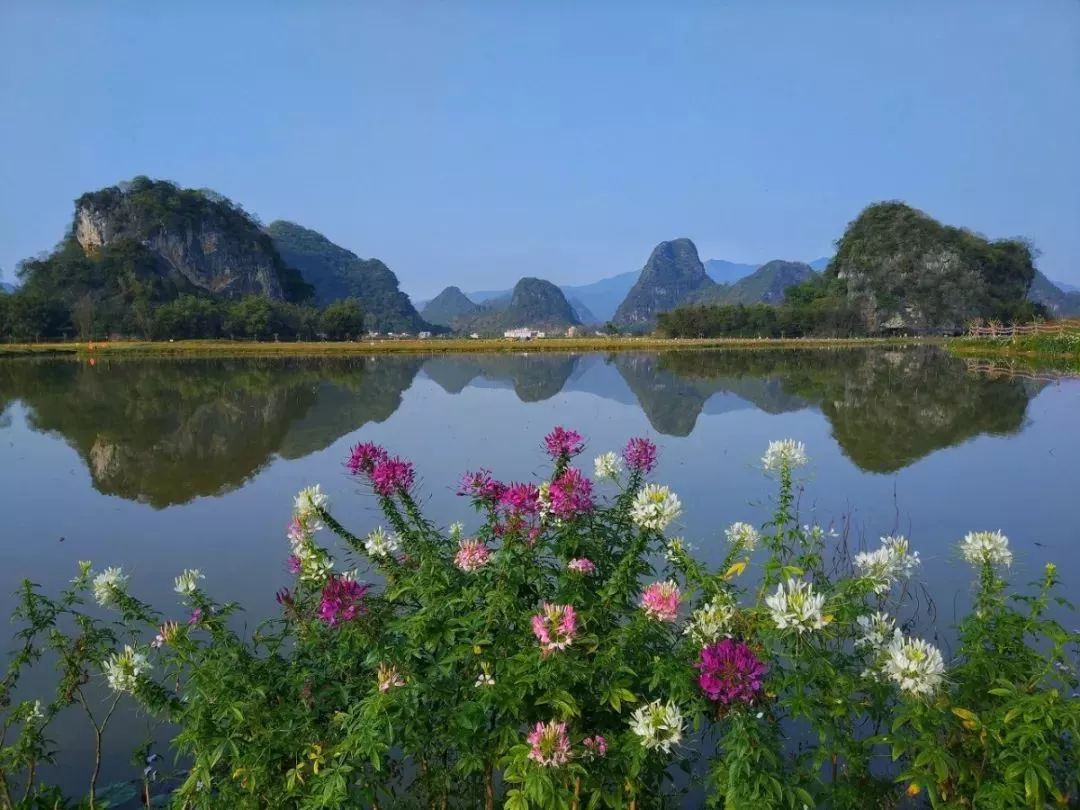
[
  {"x1": 318, "y1": 576, "x2": 370, "y2": 627},
  {"x1": 623, "y1": 437, "x2": 658, "y2": 474},
  {"x1": 583, "y1": 735, "x2": 607, "y2": 758},
  {"x1": 347, "y1": 442, "x2": 388, "y2": 475},
  {"x1": 458, "y1": 469, "x2": 506, "y2": 502},
  {"x1": 548, "y1": 468, "x2": 594, "y2": 520},
  {"x1": 499, "y1": 482, "x2": 541, "y2": 516},
  {"x1": 275, "y1": 587, "x2": 294, "y2": 607},
  {"x1": 371, "y1": 456, "x2": 415, "y2": 497},
  {"x1": 287, "y1": 554, "x2": 301, "y2": 575},
  {"x1": 696, "y1": 639, "x2": 767, "y2": 705},
  {"x1": 544, "y1": 427, "x2": 584, "y2": 460},
  {"x1": 188, "y1": 608, "x2": 203, "y2": 626}
]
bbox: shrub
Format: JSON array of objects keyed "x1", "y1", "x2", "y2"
[{"x1": 1, "y1": 433, "x2": 1077, "y2": 808}]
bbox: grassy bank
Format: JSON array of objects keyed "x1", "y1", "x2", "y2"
[
  {"x1": 948, "y1": 324, "x2": 1080, "y2": 367},
  {"x1": 0, "y1": 335, "x2": 932, "y2": 359}
]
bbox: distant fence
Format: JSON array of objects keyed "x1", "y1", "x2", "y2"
[{"x1": 965, "y1": 319, "x2": 1080, "y2": 338}]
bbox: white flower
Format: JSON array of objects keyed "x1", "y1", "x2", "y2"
[
  {"x1": 765, "y1": 578, "x2": 829, "y2": 633},
  {"x1": 630, "y1": 700, "x2": 684, "y2": 754},
  {"x1": 475, "y1": 672, "x2": 496, "y2": 688},
  {"x1": 855, "y1": 611, "x2": 895, "y2": 650},
  {"x1": 103, "y1": 645, "x2": 151, "y2": 694},
  {"x1": 364, "y1": 527, "x2": 401, "y2": 559},
  {"x1": 762, "y1": 439, "x2": 808, "y2": 472},
  {"x1": 173, "y1": 569, "x2": 204, "y2": 596},
  {"x1": 24, "y1": 700, "x2": 45, "y2": 724},
  {"x1": 882, "y1": 632, "x2": 945, "y2": 696},
  {"x1": 593, "y1": 451, "x2": 624, "y2": 481},
  {"x1": 854, "y1": 535, "x2": 920, "y2": 594},
  {"x1": 960, "y1": 530, "x2": 1012, "y2": 569},
  {"x1": 92, "y1": 567, "x2": 128, "y2": 608},
  {"x1": 725, "y1": 522, "x2": 760, "y2": 552},
  {"x1": 293, "y1": 485, "x2": 328, "y2": 527},
  {"x1": 684, "y1": 596, "x2": 736, "y2": 645},
  {"x1": 448, "y1": 522, "x2": 465, "y2": 542},
  {"x1": 630, "y1": 484, "x2": 682, "y2": 533}
]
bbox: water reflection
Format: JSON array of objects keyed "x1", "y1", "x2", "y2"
[{"x1": 0, "y1": 347, "x2": 1042, "y2": 504}]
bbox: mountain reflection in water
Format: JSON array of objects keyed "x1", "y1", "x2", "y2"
[{"x1": 0, "y1": 347, "x2": 1041, "y2": 506}]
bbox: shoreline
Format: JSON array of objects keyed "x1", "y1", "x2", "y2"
[{"x1": 0, "y1": 335, "x2": 935, "y2": 359}]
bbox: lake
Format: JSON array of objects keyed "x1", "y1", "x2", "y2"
[{"x1": 1, "y1": 345, "x2": 1078, "y2": 796}]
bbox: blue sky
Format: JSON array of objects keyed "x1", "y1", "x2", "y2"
[{"x1": 1, "y1": 1, "x2": 1077, "y2": 299}]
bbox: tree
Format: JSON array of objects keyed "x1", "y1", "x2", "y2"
[
  {"x1": 71, "y1": 293, "x2": 96, "y2": 339},
  {"x1": 320, "y1": 299, "x2": 364, "y2": 341}
]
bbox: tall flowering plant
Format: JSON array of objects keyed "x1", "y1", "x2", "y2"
[{"x1": 1, "y1": 429, "x2": 1076, "y2": 809}]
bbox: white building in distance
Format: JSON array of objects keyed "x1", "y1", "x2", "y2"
[{"x1": 504, "y1": 328, "x2": 546, "y2": 340}]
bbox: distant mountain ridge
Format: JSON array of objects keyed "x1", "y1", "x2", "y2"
[
  {"x1": 425, "y1": 278, "x2": 580, "y2": 334},
  {"x1": 696, "y1": 260, "x2": 817, "y2": 307},
  {"x1": 613, "y1": 238, "x2": 717, "y2": 328},
  {"x1": 420, "y1": 285, "x2": 482, "y2": 327},
  {"x1": 1028, "y1": 270, "x2": 1080, "y2": 316},
  {"x1": 266, "y1": 220, "x2": 429, "y2": 332}
]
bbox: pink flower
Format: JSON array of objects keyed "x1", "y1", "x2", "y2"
[
  {"x1": 697, "y1": 640, "x2": 767, "y2": 705},
  {"x1": 640, "y1": 580, "x2": 680, "y2": 622},
  {"x1": 567, "y1": 558, "x2": 596, "y2": 575},
  {"x1": 286, "y1": 518, "x2": 306, "y2": 546},
  {"x1": 544, "y1": 427, "x2": 584, "y2": 460},
  {"x1": 347, "y1": 442, "x2": 388, "y2": 475},
  {"x1": 623, "y1": 437, "x2": 658, "y2": 474},
  {"x1": 318, "y1": 576, "x2": 370, "y2": 627},
  {"x1": 188, "y1": 608, "x2": 203, "y2": 626},
  {"x1": 548, "y1": 468, "x2": 594, "y2": 520},
  {"x1": 458, "y1": 469, "x2": 506, "y2": 502},
  {"x1": 583, "y1": 735, "x2": 607, "y2": 758},
  {"x1": 287, "y1": 554, "x2": 301, "y2": 575},
  {"x1": 531, "y1": 603, "x2": 578, "y2": 655},
  {"x1": 526, "y1": 721, "x2": 572, "y2": 767},
  {"x1": 499, "y1": 482, "x2": 541, "y2": 516},
  {"x1": 370, "y1": 456, "x2": 415, "y2": 497},
  {"x1": 454, "y1": 539, "x2": 492, "y2": 572}
]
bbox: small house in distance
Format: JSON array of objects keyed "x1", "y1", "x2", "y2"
[{"x1": 504, "y1": 327, "x2": 546, "y2": 340}]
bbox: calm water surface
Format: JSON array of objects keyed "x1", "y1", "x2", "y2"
[{"x1": 1, "y1": 346, "x2": 1078, "y2": 795}]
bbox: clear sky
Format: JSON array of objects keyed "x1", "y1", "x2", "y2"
[{"x1": 1, "y1": 1, "x2": 1077, "y2": 298}]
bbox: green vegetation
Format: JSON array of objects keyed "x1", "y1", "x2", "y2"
[
  {"x1": 2, "y1": 434, "x2": 1076, "y2": 807},
  {"x1": 613, "y1": 238, "x2": 715, "y2": 329},
  {"x1": 265, "y1": 220, "x2": 429, "y2": 333},
  {"x1": 421, "y1": 285, "x2": 483, "y2": 327},
  {"x1": 444, "y1": 277, "x2": 581, "y2": 335},
  {"x1": 1027, "y1": 271, "x2": 1080, "y2": 317},
  {"x1": 694, "y1": 260, "x2": 816, "y2": 307}
]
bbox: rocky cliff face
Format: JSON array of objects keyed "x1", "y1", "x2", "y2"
[
  {"x1": 829, "y1": 202, "x2": 1036, "y2": 334},
  {"x1": 614, "y1": 238, "x2": 715, "y2": 328},
  {"x1": 74, "y1": 178, "x2": 305, "y2": 300}
]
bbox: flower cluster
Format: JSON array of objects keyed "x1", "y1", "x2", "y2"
[
  {"x1": 960, "y1": 530, "x2": 1012, "y2": 569},
  {"x1": 531, "y1": 603, "x2": 577, "y2": 655},
  {"x1": 582, "y1": 735, "x2": 607, "y2": 758},
  {"x1": 855, "y1": 611, "x2": 895, "y2": 650},
  {"x1": 526, "y1": 720, "x2": 572, "y2": 767},
  {"x1": 293, "y1": 485, "x2": 328, "y2": 527},
  {"x1": 173, "y1": 568, "x2": 204, "y2": 597},
  {"x1": 377, "y1": 663, "x2": 406, "y2": 692},
  {"x1": 458, "y1": 468, "x2": 506, "y2": 503},
  {"x1": 725, "y1": 521, "x2": 760, "y2": 552},
  {"x1": 544, "y1": 426, "x2": 584, "y2": 459},
  {"x1": 630, "y1": 700, "x2": 683, "y2": 754},
  {"x1": 548, "y1": 468, "x2": 594, "y2": 520},
  {"x1": 371, "y1": 456, "x2": 415, "y2": 497},
  {"x1": 765, "y1": 578, "x2": 829, "y2": 633},
  {"x1": 854, "y1": 535, "x2": 921, "y2": 594},
  {"x1": 684, "y1": 596, "x2": 736, "y2": 645},
  {"x1": 287, "y1": 498, "x2": 334, "y2": 583},
  {"x1": 640, "y1": 580, "x2": 680, "y2": 622},
  {"x1": 623, "y1": 437, "x2": 658, "y2": 474},
  {"x1": 882, "y1": 633, "x2": 945, "y2": 696},
  {"x1": 630, "y1": 484, "x2": 682, "y2": 532},
  {"x1": 762, "y1": 439, "x2": 808, "y2": 472},
  {"x1": 92, "y1": 567, "x2": 128, "y2": 608},
  {"x1": 317, "y1": 575, "x2": 370, "y2": 627},
  {"x1": 454, "y1": 539, "x2": 491, "y2": 572},
  {"x1": 566, "y1": 557, "x2": 596, "y2": 575},
  {"x1": 593, "y1": 451, "x2": 624, "y2": 481},
  {"x1": 697, "y1": 640, "x2": 767, "y2": 706},
  {"x1": 364, "y1": 527, "x2": 401, "y2": 560},
  {"x1": 346, "y1": 441, "x2": 388, "y2": 475},
  {"x1": 103, "y1": 645, "x2": 150, "y2": 694}
]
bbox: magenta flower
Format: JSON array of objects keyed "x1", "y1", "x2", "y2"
[
  {"x1": 188, "y1": 608, "x2": 203, "y2": 626},
  {"x1": 454, "y1": 539, "x2": 492, "y2": 572},
  {"x1": 549, "y1": 468, "x2": 594, "y2": 520},
  {"x1": 526, "y1": 720, "x2": 572, "y2": 767},
  {"x1": 640, "y1": 580, "x2": 680, "y2": 622},
  {"x1": 531, "y1": 603, "x2": 577, "y2": 656},
  {"x1": 623, "y1": 437, "x2": 658, "y2": 474},
  {"x1": 458, "y1": 469, "x2": 506, "y2": 502},
  {"x1": 544, "y1": 427, "x2": 584, "y2": 460},
  {"x1": 347, "y1": 441, "x2": 389, "y2": 475},
  {"x1": 567, "y1": 558, "x2": 596, "y2": 575},
  {"x1": 583, "y1": 735, "x2": 608, "y2": 758},
  {"x1": 370, "y1": 456, "x2": 415, "y2": 497},
  {"x1": 499, "y1": 482, "x2": 541, "y2": 516},
  {"x1": 318, "y1": 576, "x2": 370, "y2": 627},
  {"x1": 697, "y1": 639, "x2": 767, "y2": 705}
]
